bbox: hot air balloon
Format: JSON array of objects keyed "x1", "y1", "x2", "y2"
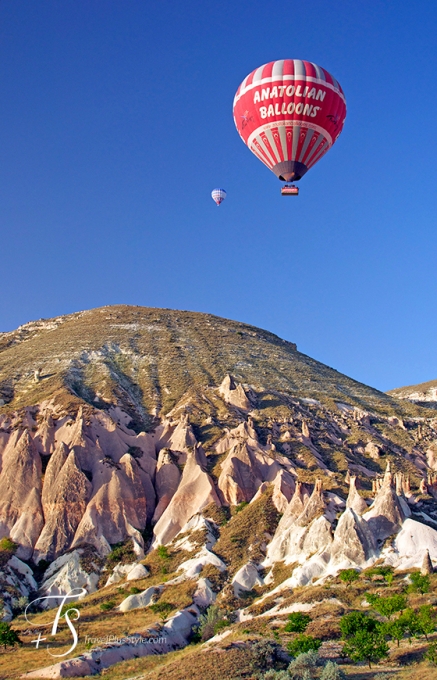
[
  {"x1": 211, "y1": 188, "x2": 227, "y2": 206},
  {"x1": 233, "y1": 60, "x2": 346, "y2": 196}
]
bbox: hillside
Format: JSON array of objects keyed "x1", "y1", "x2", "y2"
[
  {"x1": 1, "y1": 305, "x2": 437, "y2": 679},
  {"x1": 0, "y1": 304, "x2": 423, "y2": 420}
]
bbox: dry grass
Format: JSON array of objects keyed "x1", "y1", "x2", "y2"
[{"x1": 212, "y1": 490, "x2": 281, "y2": 576}]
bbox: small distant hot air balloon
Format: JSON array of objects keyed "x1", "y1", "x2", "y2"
[
  {"x1": 233, "y1": 60, "x2": 346, "y2": 195},
  {"x1": 211, "y1": 188, "x2": 227, "y2": 206}
]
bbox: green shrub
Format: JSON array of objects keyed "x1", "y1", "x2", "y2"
[
  {"x1": 287, "y1": 634, "x2": 322, "y2": 656},
  {"x1": 338, "y1": 569, "x2": 359, "y2": 585},
  {"x1": 130, "y1": 586, "x2": 141, "y2": 594},
  {"x1": 235, "y1": 501, "x2": 249, "y2": 513},
  {"x1": 197, "y1": 605, "x2": 228, "y2": 642},
  {"x1": 263, "y1": 671, "x2": 289, "y2": 680},
  {"x1": 284, "y1": 612, "x2": 311, "y2": 633},
  {"x1": 99, "y1": 600, "x2": 116, "y2": 611},
  {"x1": 287, "y1": 650, "x2": 319, "y2": 678},
  {"x1": 149, "y1": 602, "x2": 173, "y2": 616},
  {"x1": 0, "y1": 622, "x2": 21, "y2": 649},
  {"x1": 60, "y1": 601, "x2": 82, "y2": 617},
  {"x1": 408, "y1": 571, "x2": 430, "y2": 594},
  {"x1": 157, "y1": 545, "x2": 170, "y2": 560},
  {"x1": 106, "y1": 540, "x2": 136, "y2": 567},
  {"x1": 320, "y1": 661, "x2": 346, "y2": 680},
  {"x1": 0, "y1": 538, "x2": 17, "y2": 552}
]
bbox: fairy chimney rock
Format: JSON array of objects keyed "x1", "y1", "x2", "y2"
[
  {"x1": 421, "y1": 549, "x2": 434, "y2": 575},
  {"x1": 346, "y1": 475, "x2": 368, "y2": 515}
]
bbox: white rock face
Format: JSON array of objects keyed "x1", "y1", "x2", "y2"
[
  {"x1": 330, "y1": 508, "x2": 377, "y2": 567},
  {"x1": 40, "y1": 550, "x2": 100, "y2": 608},
  {"x1": 105, "y1": 562, "x2": 149, "y2": 586},
  {"x1": 164, "y1": 606, "x2": 199, "y2": 637},
  {"x1": 172, "y1": 514, "x2": 217, "y2": 551},
  {"x1": 364, "y1": 479, "x2": 405, "y2": 542},
  {"x1": 217, "y1": 420, "x2": 294, "y2": 506},
  {"x1": 193, "y1": 578, "x2": 216, "y2": 608},
  {"x1": 7, "y1": 556, "x2": 38, "y2": 592},
  {"x1": 152, "y1": 445, "x2": 220, "y2": 546},
  {"x1": 118, "y1": 586, "x2": 159, "y2": 612},
  {"x1": 0, "y1": 430, "x2": 44, "y2": 559},
  {"x1": 152, "y1": 449, "x2": 181, "y2": 523},
  {"x1": 232, "y1": 562, "x2": 264, "y2": 596},
  {"x1": 126, "y1": 563, "x2": 149, "y2": 581},
  {"x1": 0, "y1": 555, "x2": 37, "y2": 620},
  {"x1": 383, "y1": 518, "x2": 437, "y2": 571},
  {"x1": 345, "y1": 476, "x2": 368, "y2": 515},
  {"x1": 178, "y1": 547, "x2": 226, "y2": 578},
  {"x1": 218, "y1": 375, "x2": 251, "y2": 410}
]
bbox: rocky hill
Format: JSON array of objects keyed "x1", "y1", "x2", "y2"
[
  {"x1": 389, "y1": 379, "x2": 437, "y2": 410},
  {"x1": 1, "y1": 305, "x2": 437, "y2": 679}
]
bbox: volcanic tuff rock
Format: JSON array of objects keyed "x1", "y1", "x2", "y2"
[{"x1": 2, "y1": 306, "x2": 437, "y2": 678}]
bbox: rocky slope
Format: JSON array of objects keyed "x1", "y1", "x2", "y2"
[
  {"x1": 389, "y1": 378, "x2": 437, "y2": 409},
  {"x1": 1, "y1": 305, "x2": 437, "y2": 678}
]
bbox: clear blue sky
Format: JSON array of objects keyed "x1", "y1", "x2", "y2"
[{"x1": 0, "y1": 0, "x2": 436, "y2": 392}]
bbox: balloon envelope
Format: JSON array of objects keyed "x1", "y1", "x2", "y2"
[
  {"x1": 233, "y1": 60, "x2": 346, "y2": 182},
  {"x1": 211, "y1": 188, "x2": 227, "y2": 206}
]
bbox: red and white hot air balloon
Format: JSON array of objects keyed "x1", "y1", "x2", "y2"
[
  {"x1": 211, "y1": 188, "x2": 227, "y2": 206},
  {"x1": 233, "y1": 60, "x2": 346, "y2": 195}
]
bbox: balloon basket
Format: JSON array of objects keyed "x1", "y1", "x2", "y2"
[{"x1": 281, "y1": 185, "x2": 299, "y2": 196}]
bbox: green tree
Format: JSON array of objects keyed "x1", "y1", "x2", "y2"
[
  {"x1": 340, "y1": 611, "x2": 379, "y2": 638},
  {"x1": 397, "y1": 608, "x2": 421, "y2": 643},
  {"x1": 338, "y1": 569, "x2": 359, "y2": 586},
  {"x1": 287, "y1": 634, "x2": 322, "y2": 656},
  {"x1": 416, "y1": 605, "x2": 436, "y2": 640},
  {"x1": 342, "y1": 628, "x2": 389, "y2": 668},
  {"x1": 365, "y1": 593, "x2": 407, "y2": 620},
  {"x1": 408, "y1": 572, "x2": 430, "y2": 594},
  {"x1": 382, "y1": 618, "x2": 406, "y2": 647},
  {"x1": 426, "y1": 642, "x2": 437, "y2": 666},
  {"x1": 0, "y1": 622, "x2": 21, "y2": 649},
  {"x1": 284, "y1": 612, "x2": 311, "y2": 633}
]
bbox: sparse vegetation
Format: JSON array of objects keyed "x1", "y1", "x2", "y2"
[
  {"x1": 196, "y1": 605, "x2": 229, "y2": 641},
  {"x1": 106, "y1": 540, "x2": 136, "y2": 567},
  {"x1": 99, "y1": 600, "x2": 116, "y2": 611}
]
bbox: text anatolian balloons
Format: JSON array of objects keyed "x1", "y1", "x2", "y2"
[
  {"x1": 211, "y1": 188, "x2": 227, "y2": 206},
  {"x1": 233, "y1": 60, "x2": 346, "y2": 183}
]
